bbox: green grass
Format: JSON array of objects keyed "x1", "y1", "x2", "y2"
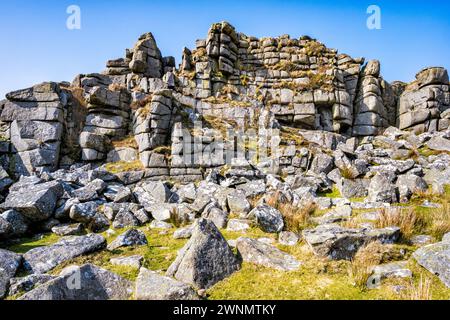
[
  {"x1": 104, "y1": 160, "x2": 144, "y2": 174},
  {"x1": 318, "y1": 186, "x2": 342, "y2": 199},
  {"x1": 2, "y1": 233, "x2": 60, "y2": 254}
]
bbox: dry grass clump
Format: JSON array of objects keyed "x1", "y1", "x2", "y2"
[
  {"x1": 192, "y1": 48, "x2": 207, "y2": 62},
  {"x1": 404, "y1": 275, "x2": 432, "y2": 300},
  {"x1": 428, "y1": 201, "x2": 450, "y2": 239},
  {"x1": 111, "y1": 136, "x2": 138, "y2": 149},
  {"x1": 339, "y1": 166, "x2": 359, "y2": 179},
  {"x1": 108, "y1": 83, "x2": 127, "y2": 91},
  {"x1": 280, "y1": 126, "x2": 304, "y2": 146},
  {"x1": 104, "y1": 160, "x2": 144, "y2": 174},
  {"x1": 265, "y1": 191, "x2": 317, "y2": 233},
  {"x1": 66, "y1": 86, "x2": 87, "y2": 108},
  {"x1": 152, "y1": 146, "x2": 172, "y2": 159},
  {"x1": 374, "y1": 208, "x2": 421, "y2": 241},
  {"x1": 130, "y1": 95, "x2": 153, "y2": 111},
  {"x1": 169, "y1": 207, "x2": 189, "y2": 228},
  {"x1": 348, "y1": 241, "x2": 398, "y2": 290},
  {"x1": 304, "y1": 41, "x2": 326, "y2": 56},
  {"x1": 202, "y1": 115, "x2": 237, "y2": 139},
  {"x1": 272, "y1": 60, "x2": 303, "y2": 72}
]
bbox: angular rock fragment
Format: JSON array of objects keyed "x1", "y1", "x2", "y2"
[
  {"x1": 135, "y1": 267, "x2": 199, "y2": 300},
  {"x1": 236, "y1": 237, "x2": 301, "y2": 271},
  {"x1": 23, "y1": 234, "x2": 106, "y2": 274}
]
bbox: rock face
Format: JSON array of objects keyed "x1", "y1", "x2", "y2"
[
  {"x1": 18, "y1": 264, "x2": 132, "y2": 300},
  {"x1": 23, "y1": 234, "x2": 106, "y2": 274},
  {"x1": 135, "y1": 267, "x2": 199, "y2": 300},
  {"x1": 0, "y1": 83, "x2": 67, "y2": 176},
  {"x1": 302, "y1": 224, "x2": 400, "y2": 260},
  {"x1": 413, "y1": 241, "x2": 450, "y2": 288},
  {"x1": 0, "y1": 22, "x2": 448, "y2": 182},
  {"x1": 0, "y1": 249, "x2": 22, "y2": 298},
  {"x1": 236, "y1": 237, "x2": 301, "y2": 271},
  {"x1": 166, "y1": 218, "x2": 241, "y2": 289}
]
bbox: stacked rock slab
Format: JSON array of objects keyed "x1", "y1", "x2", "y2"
[
  {"x1": 353, "y1": 60, "x2": 396, "y2": 136},
  {"x1": 0, "y1": 82, "x2": 66, "y2": 176},
  {"x1": 134, "y1": 90, "x2": 178, "y2": 170},
  {"x1": 398, "y1": 67, "x2": 450, "y2": 133},
  {"x1": 1, "y1": 22, "x2": 450, "y2": 178},
  {"x1": 80, "y1": 86, "x2": 131, "y2": 161},
  {"x1": 177, "y1": 21, "x2": 364, "y2": 135}
]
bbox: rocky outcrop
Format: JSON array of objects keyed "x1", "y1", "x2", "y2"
[
  {"x1": 0, "y1": 83, "x2": 67, "y2": 176},
  {"x1": 80, "y1": 86, "x2": 131, "y2": 161},
  {"x1": 398, "y1": 67, "x2": 450, "y2": 133},
  {"x1": 353, "y1": 60, "x2": 396, "y2": 136}
]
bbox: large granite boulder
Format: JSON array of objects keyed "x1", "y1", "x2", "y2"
[
  {"x1": 236, "y1": 237, "x2": 301, "y2": 271},
  {"x1": 1, "y1": 180, "x2": 63, "y2": 222},
  {"x1": 1, "y1": 82, "x2": 66, "y2": 176},
  {"x1": 303, "y1": 224, "x2": 400, "y2": 260},
  {"x1": 18, "y1": 264, "x2": 132, "y2": 300},
  {"x1": 166, "y1": 218, "x2": 241, "y2": 289},
  {"x1": 413, "y1": 241, "x2": 450, "y2": 288}
]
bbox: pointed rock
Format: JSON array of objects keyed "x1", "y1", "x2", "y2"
[{"x1": 166, "y1": 218, "x2": 240, "y2": 289}]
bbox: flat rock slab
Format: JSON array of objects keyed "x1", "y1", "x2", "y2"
[
  {"x1": 18, "y1": 264, "x2": 132, "y2": 300},
  {"x1": 167, "y1": 218, "x2": 241, "y2": 289},
  {"x1": 23, "y1": 234, "x2": 106, "y2": 274},
  {"x1": 426, "y1": 136, "x2": 450, "y2": 152},
  {"x1": 413, "y1": 241, "x2": 450, "y2": 288},
  {"x1": 236, "y1": 237, "x2": 301, "y2": 271},
  {"x1": 303, "y1": 224, "x2": 400, "y2": 260},
  {"x1": 0, "y1": 249, "x2": 22, "y2": 298},
  {"x1": 372, "y1": 261, "x2": 412, "y2": 280},
  {"x1": 135, "y1": 267, "x2": 199, "y2": 300}
]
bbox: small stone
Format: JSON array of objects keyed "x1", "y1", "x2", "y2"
[
  {"x1": 110, "y1": 255, "x2": 143, "y2": 269},
  {"x1": 135, "y1": 267, "x2": 199, "y2": 300},
  {"x1": 51, "y1": 223, "x2": 84, "y2": 236},
  {"x1": 279, "y1": 231, "x2": 299, "y2": 246},
  {"x1": 107, "y1": 229, "x2": 148, "y2": 251}
]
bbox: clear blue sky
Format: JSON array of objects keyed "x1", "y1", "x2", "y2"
[{"x1": 0, "y1": 0, "x2": 449, "y2": 99}]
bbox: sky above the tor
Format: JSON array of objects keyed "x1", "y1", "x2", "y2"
[{"x1": 0, "y1": 0, "x2": 449, "y2": 98}]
